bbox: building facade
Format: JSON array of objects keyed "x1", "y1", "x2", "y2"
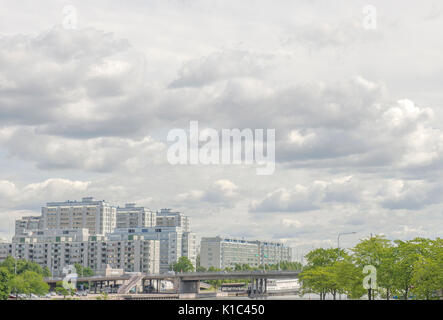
[
  {"x1": 156, "y1": 209, "x2": 190, "y2": 232},
  {"x1": 2, "y1": 229, "x2": 160, "y2": 276},
  {"x1": 15, "y1": 216, "x2": 43, "y2": 235},
  {"x1": 116, "y1": 203, "x2": 156, "y2": 229},
  {"x1": 0, "y1": 198, "x2": 197, "y2": 275},
  {"x1": 200, "y1": 236, "x2": 291, "y2": 270},
  {"x1": 42, "y1": 197, "x2": 117, "y2": 236},
  {"x1": 109, "y1": 227, "x2": 196, "y2": 273}
]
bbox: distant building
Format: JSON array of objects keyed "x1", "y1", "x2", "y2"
[
  {"x1": 0, "y1": 197, "x2": 197, "y2": 275},
  {"x1": 116, "y1": 203, "x2": 156, "y2": 229},
  {"x1": 15, "y1": 216, "x2": 43, "y2": 235},
  {"x1": 2, "y1": 228, "x2": 160, "y2": 276},
  {"x1": 41, "y1": 197, "x2": 117, "y2": 236},
  {"x1": 156, "y1": 209, "x2": 190, "y2": 232},
  {"x1": 200, "y1": 236, "x2": 291, "y2": 270},
  {"x1": 110, "y1": 227, "x2": 196, "y2": 273}
]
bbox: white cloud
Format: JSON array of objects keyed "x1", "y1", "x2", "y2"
[
  {"x1": 0, "y1": 178, "x2": 91, "y2": 209},
  {"x1": 0, "y1": 1, "x2": 442, "y2": 250}
]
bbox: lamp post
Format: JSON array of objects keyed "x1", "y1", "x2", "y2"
[
  {"x1": 13, "y1": 249, "x2": 17, "y2": 300},
  {"x1": 337, "y1": 232, "x2": 356, "y2": 300},
  {"x1": 337, "y1": 232, "x2": 357, "y2": 260}
]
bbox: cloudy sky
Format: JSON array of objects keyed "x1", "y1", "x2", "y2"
[{"x1": 0, "y1": 0, "x2": 442, "y2": 256}]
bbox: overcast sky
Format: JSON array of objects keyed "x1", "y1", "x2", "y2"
[{"x1": 0, "y1": 0, "x2": 442, "y2": 256}]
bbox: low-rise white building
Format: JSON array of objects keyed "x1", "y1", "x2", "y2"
[{"x1": 200, "y1": 236, "x2": 292, "y2": 270}]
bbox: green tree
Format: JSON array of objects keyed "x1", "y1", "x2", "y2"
[
  {"x1": 172, "y1": 256, "x2": 194, "y2": 273},
  {"x1": 278, "y1": 261, "x2": 302, "y2": 271},
  {"x1": 392, "y1": 238, "x2": 431, "y2": 300},
  {"x1": 302, "y1": 248, "x2": 346, "y2": 299},
  {"x1": 305, "y1": 248, "x2": 343, "y2": 268},
  {"x1": 74, "y1": 263, "x2": 94, "y2": 277},
  {"x1": 9, "y1": 275, "x2": 30, "y2": 296},
  {"x1": 0, "y1": 256, "x2": 49, "y2": 277},
  {"x1": 55, "y1": 281, "x2": 73, "y2": 299},
  {"x1": 352, "y1": 235, "x2": 392, "y2": 300},
  {"x1": 333, "y1": 259, "x2": 365, "y2": 299},
  {"x1": 0, "y1": 256, "x2": 17, "y2": 274},
  {"x1": 377, "y1": 245, "x2": 397, "y2": 300},
  {"x1": 196, "y1": 266, "x2": 207, "y2": 272},
  {"x1": 0, "y1": 267, "x2": 12, "y2": 300},
  {"x1": 300, "y1": 267, "x2": 336, "y2": 300},
  {"x1": 411, "y1": 256, "x2": 442, "y2": 300},
  {"x1": 22, "y1": 271, "x2": 49, "y2": 296}
]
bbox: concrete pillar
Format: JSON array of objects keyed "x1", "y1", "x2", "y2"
[{"x1": 179, "y1": 280, "x2": 200, "y2": 294}]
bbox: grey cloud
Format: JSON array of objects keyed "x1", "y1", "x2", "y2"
[
  {"x1": 174, "y1": 179, "x2": 239, "y2": 208},
  {"x1": 169, "y1": 49, "x2": 270, "y2": 88},
  {"x1": 1, "y1": 1, "x2": 443, "y2": 250}
]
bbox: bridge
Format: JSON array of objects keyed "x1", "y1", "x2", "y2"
[
  {"x1": 45, "y1": 270, "x2": 301, "y2": 295},
  {"x1": 174, "y1": 270, "x2": 301, "y2": 295}
]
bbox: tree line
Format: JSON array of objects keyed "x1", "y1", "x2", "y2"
[
  {"x1": 299, "y1": 236, "x2": 442, "y2": 300},
  {"x1": 1, "y1": 236, "x2": 441, "y2": 300},
  {"x1": 0, "y1": 257, "x2": 94, "y2": 300},
  {"x1": 0, "y1": 256, "x2": 50, "y2": 299}
]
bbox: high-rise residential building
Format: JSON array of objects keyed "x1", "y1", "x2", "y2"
[
  {"x1": 0, "y1": 239, "x2": 12, "y2": 262},
  {"x1": 15, "y1": 216, "x2": 43, "y2": 235},
  {"x1": 200, "y1": 236, "x2": 292, "y2": 270},
  {"x1": 0, "y1": 197, "x2": 196, "y2": 275},
  {"x1": 116, "y1": 203, "x2": 156, "y2": 229},
  {"x1": 3, "y1": 228, "x2": 160, "y2": 276},
  {"x1": 88, "y1": 234, "x2": 160, "y2": 275},
  {"x1": 41, "y1": 197, "x2": 117, "y2": 236},
  {"x1": 156, "y1": 209, "x2": 190, "y2": 232},
  {"x1": 110, "y1": 227, "x2": 196, "y2": 273}
]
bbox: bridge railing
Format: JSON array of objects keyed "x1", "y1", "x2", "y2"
[{"x1": 175, "y1": 270, "x2": 301, "y2": 277}]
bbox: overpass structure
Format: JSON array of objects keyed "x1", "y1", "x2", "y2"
[
  {"x1": 45, "y1": 270, "x2": 301, "y2": 295},
  {"x1": 174, "y1": 271, "x2": 301, "y2": 295}
]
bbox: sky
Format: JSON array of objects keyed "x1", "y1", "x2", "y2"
[{"x1": 0, "y1": 0, "x2": 442, "y2": 256}]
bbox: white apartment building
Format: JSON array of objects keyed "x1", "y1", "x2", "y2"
[
  {"x1": 1, "y1": 198, "x2": 196, "y2": 275},
  {"x1": 200, "y1": 236, "x2": 292, "y2": 270},
  {"x1": 156, "y1": 209, "x2": 190, "y2": 232},
  {"x1": 110, "y1": 227, "x2": 196, "y2": 273},
  {"x1": 0, "y1": 239, "x2": 12, "y2": 262},
  {"x1": 89, "y1": 234, "x2": 160, "y2": 274},
  {"x1": 1, "y1": 229, "x2": 160, "y2": 276},
  {"x1": 116, "y1": 203, "x2": 156, "y2": 229},
  {"x1": 15, "y1": 216, "x2": 43, "y2": 235},
  {"x1": 42, "y1": 197, "x2": 117, "y2": 236}
]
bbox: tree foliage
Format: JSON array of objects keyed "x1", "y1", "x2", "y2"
[
  {"x1": 0, "y1": 267, "x2": 12, "y2": 300},
  {"x1": 300, "y1": 236, "x2": 442, "y2": 300},
  {"x1": 0, "y1": 257, "x2": 50, "y2": 299},
  {"x1": 172, "y1": 256, "x2": 195, "y2": 273}
]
